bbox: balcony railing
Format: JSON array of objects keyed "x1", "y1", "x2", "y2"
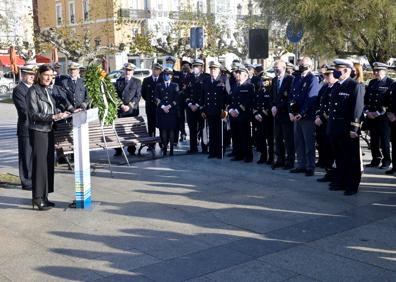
[{"x1": 118, "y1": 9, "x2": 151, "y2": 19}]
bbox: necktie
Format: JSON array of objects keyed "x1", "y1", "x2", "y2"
[{"x1": 277, "y1": 79, "x2": 281, "y2": 92}]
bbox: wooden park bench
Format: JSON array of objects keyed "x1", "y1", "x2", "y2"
[{"x1": 54, "y1": 116, "x2": 160, "y2": 169}]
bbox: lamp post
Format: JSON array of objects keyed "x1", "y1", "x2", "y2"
[{"x1": 248, "y1": 0, "x2": 253, "y2": 63}]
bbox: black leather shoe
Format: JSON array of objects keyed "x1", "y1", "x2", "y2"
[
  {"x1": 22, "y1": 186, "x2": 32, "y2": 191},
  {"x1": 365, "y1": 162, "x2": 380, "y2": 168},
  {"x1": 344, "y1": 190, "x2": 357, "y2": 196},
  {"x1": 290, "y1": 168, "x2": 306, "y2": 173},
  {"x1": 187, "y1": 149, "x2": 198, "y2": 154},
  {"x1": 257, "y1": 158, "x2": 266, "y2": 164},
  {"x1": 329, "y1": 185, "x2": 345, "y2": 191},
  {"x1": 271, "y1": 162, "x2": 285, "y2": 170},
  {"x1": 305, "y1": 169, "x2": 314, "y2": 176},
  {"x1": 283, "y1": 164, "x2": 294, "y2": 170},
  {"x1": 32, "y1": 199, "x2": 51, "y2": 211},
  {"x1": 208, "y1": 155, "x2": 216, "y2": 159},
  {"x1": 380, "y1": 161, "x2": 391, "y2": 169},
  {"x1": 266, "y1": 159, "x2": 273, "y2": 165},
  {"x1": 227, "y1": 153, "x2": 235, "y2": 157},
  {"x1": 244, "y1": 158, "x2": 253, "y2": 163},
  {"x1": 385, "y1": 169, "x2": 395, "y2": 175},
  {"x1": 317, "y1": 176, "x2": 331, "y2": 182},
  {"x1": 231, "y1": 157, "x2": 243, "y2": 161}
]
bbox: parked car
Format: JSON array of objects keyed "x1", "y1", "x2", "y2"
[
  {"x1": 107, "y1": 68, "x2": 152, "y2": 83},
  {"x1": 0, "y1": 76, "x2": 16, "y2": 95}
]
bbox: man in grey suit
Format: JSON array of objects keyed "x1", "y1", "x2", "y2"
[{"x1": 12, "y1": 65, "x2": 37, "y2": 190}]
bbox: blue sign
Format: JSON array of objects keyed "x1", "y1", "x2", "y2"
[
  {"x1": 286, "y1": 23, "x2": 304, "y2": 43},
  {"x1": 190, "y1": 27, "x2": 204, "y2": 49}
]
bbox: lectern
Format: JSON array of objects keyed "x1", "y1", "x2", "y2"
[{"x1": 72, "y1": 108, "x2": 98, "y2": 208}]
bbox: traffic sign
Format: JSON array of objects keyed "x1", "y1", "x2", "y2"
[
  {"x1": 286, "y1": 22, "x2": 304, "y2": 43},
  {"x1": 190, "y1": 27, "x2": 204, "y2": 49}
]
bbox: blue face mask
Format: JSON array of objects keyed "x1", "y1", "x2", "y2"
[
  {"x1": 333, "y1": 70, "x2": 342, "y2": 79},
  {"x1": 164, "y1": 74, "x2": 171, "y2": 81},
  {"x1": 165, "y1": 63, "x2": 174, "y2": 69}
]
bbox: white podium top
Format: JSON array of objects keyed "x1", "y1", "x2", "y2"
[{"x1": 72, "y1": 108, "x2": 99, "y2": 127}]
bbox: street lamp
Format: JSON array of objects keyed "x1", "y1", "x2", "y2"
[
  {"x1": 248, "y1": 0, "x2": 253, "y2": 17},
  {"x1": 237, "y1": 3, "x2": 242, "y2": 18}
]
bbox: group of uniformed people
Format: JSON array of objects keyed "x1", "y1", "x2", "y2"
[
  {"x1": 12, "y1": 54, "x2": 396, "y2": 204},
  {"x1": 133, "y1": 55, "x2": 396, "y2": 197}
]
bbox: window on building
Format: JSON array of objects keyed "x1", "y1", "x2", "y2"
[
  {"x1": 69, "y1": 1, "x2": 76, "y2": 24},
  {"x1": 56, "y1": 3, "x2": 63, "y2": 26},
  {"x1": 83, "y1": 0, "x2": 89, "y2": 22}
]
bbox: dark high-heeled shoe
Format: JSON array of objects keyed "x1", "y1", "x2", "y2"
[
  {"x1": 45, "y1": 198, "x2": 55, "y2": 207},
  {"x1": 32, "y1": 199, "x2": 51, "y2": 211}
]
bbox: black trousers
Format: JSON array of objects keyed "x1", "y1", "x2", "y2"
[
  {"x1": 274, "y1": 118, "x2": 295, "y2": 166},
  {"x1": 255, "y1": 117, "x2": 274, "y2": 161},
  {"x1": 178, "y1": 105, "x2": 187, "y2": 136},
  {"x1": 160, "y1": 128, "x2": 175, "y2": 153},
  {"x1": 330, "y1": 134, "x2": 362, "y2": 193},
  {"x1": 146, "y1": 105, "x2": 157, "y2": 137},
  {"x1": 367, "y1": 117, "x2": 391, "y2": 164},
  {"x1": 316, "y1": 122, "x2": 334, "y2": 169},
  {"x1": 391, "y1": 121, "x2": 396, "y2": 169},
  {"x1": 29, "y1": 130, "x2": 54, "y2": 200},
  {"x1": 230, "y1": 117, "x2": 252, "y2": 160},
  {"x1": 187, "y1": 109, "x2": 207, "y2": 152},
  {"x1": 208, "y1": 115, "x2": 222, "y2": 157},
  {"x1": 17, "y1": 134, "x2": 32, "y2": 189}
]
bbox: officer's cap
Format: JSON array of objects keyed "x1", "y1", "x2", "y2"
[
  {"x1": 232, "y1": 59, "x2": 241, "y2": 64},
  {"x1": 181, "y1": 58, "x2": 192, "y2": 66},
  {"x1": 192, "y1": 59, "x2": 204, "y2": 67},
  {"x1": 245, "y1": 63, "x2": 254, "y2": 70},
  {"x1": 20, "y1": 64, "x2": 38, "y2": 75},
  {"x1": 79, "y1": 66, "x2": 86, "y2": 71},
  {"x1": 324, "y1": 64, "x2": 336, "y2": 74},
  {"x1": 208, "y1": 61, "x2": 222, "y2": 69},
  {"x1": 163, "y1": 67, "x2": 173, "y2": 74},
  {"x1": 334, "y1": 59, "x2": 354, "y2": 69},
  {"x1": 165, "y1": 56, "x2": 176, "y2": 63},
  {"x1": 69, "y1": 62, "x2": 81, "y2": 70},
  {"x1": 152, "y1": 63, "x2": 163, "y2": 71},
  {"x1": 372, "y1": 62, "x2": 388, "y2": 71},
  {"x1": 53, "y1": 62, "x2": 61, "y2": 69},
  {"x1": 254, "y1": 64, "x2": 264, "y2": 73},
  {"x1": 123, "y1": 63, "x2": 136, "y2": 70},
  {"x1": 286, "y1": 62, "x2": 295, "y2": 69},
  {"x1": 235, "y1": 65, "x2": 249, "y2": 74}
]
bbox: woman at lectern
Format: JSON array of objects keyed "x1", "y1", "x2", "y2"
[{"x1": 26, "y1": 64, "x2": 70, "y2": 210}]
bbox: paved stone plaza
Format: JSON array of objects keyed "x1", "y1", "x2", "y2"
[{"x1": 0, "y1": 102, "x2": 396, "y2": 281}]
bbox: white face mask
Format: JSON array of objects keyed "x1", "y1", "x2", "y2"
[{"x1": 193, "y1": 67, "x2": 200, "y2": 75}]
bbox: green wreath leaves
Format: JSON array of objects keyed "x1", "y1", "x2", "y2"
[{"x1": 85, "y1": 64, "x2": 121, "y2": 125}]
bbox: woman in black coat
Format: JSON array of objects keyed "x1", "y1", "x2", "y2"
[
  {"x1": 155, "y1": 68, "x2": 180, "y2": 156},
  {"x1": 26, "y1": 64, "x2": 70, "y2": 210}
]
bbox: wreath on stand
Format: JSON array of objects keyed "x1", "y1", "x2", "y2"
[{"x1": 85, "y1": 64, "x2": 120, "y2": 126}]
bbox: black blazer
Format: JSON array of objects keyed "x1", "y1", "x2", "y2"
[
  {"x1": 12, "y1": 82, "x2": 30, "y2": 136},
  {"x1": 327, "y1": 78, "x2": 365, "y2": 136},
  {"x1": 272, "y1": 74, "x2": 294, "y2": 120},
  {"x1": 142, "y1": 76, "x2": 163, "y2": 107},
  {"x1": 155, "y1": 82, "x2": 179, "y2": 114},
  {"x1": 61, "y1": 77, "x2": 88, "y2": 109}
]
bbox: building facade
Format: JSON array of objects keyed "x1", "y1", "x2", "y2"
[{"x1": 35, "y1": 0, "x2": 265, "y2": 71}]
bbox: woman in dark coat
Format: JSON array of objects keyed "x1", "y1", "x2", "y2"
[
  {"x1": 155, "y1": 68, "x2": 180, "y2": 156},
  {"x1": 26, "y1": 64, "x2": 70, "y2": 210}
]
